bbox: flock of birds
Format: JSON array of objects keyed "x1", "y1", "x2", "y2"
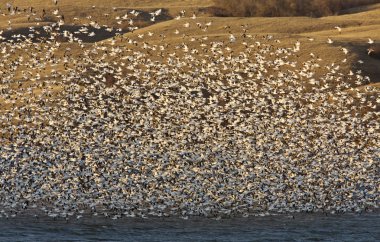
[{"x1": 0, "y1": 2, "x2": 379, "y2": 220}]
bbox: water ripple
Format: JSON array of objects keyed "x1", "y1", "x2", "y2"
[{"x1": 0, "y1": 213, "x2": 378, "y2": 241}]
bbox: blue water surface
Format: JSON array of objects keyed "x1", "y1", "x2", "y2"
[{"x1": 0, "y1": 213, "x2": 379, "y2": 241}]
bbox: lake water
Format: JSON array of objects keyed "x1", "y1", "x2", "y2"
[{"x1": 0, "y1": 213, "x2": 378, "y2": 241}]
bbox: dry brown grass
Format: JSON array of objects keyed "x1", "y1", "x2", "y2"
[
  {"x1": 213, "y1": 0, "x2": 380, "y2": 17},
  {"x1": 0, "y1": 0, "x2": 379, "y2": 104},
  {"x1": 0, "y1": 0, "x2": 214, "y2": 20},
  {"x1": 0, "y1": 1, "x2": 379, "y2": 146}
]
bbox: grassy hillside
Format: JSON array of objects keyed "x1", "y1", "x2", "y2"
[
  {"x1": 213, "y1": 0, "x2": 380, "y2": 17},
  {"x1": 0, "y1": 1, "x2": 379, "y2": 93},
  {"x1": 0, "y1": 0, "x2": 379, "y2": 80},
  {"x1": 1, "y1": 0, "x2": 214, "y2": 8},
  {"x1": 121, "y1": 4, "x2": 380, "y2": 83},
  {"x1": 0, "y1": 0, "x2": 214, "y2": 20},
  {"x1": 0, "y1": 0, "x2": 377, "y2": 131}
]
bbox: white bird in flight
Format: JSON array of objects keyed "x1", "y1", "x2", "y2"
[{"x1": 229, "y1": 34, "x2": 236, "y2": 43}]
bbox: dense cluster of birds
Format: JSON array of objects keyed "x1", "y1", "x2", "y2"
[{"x1": 0, "y1": 2, "x2": 379, "y2": 220}]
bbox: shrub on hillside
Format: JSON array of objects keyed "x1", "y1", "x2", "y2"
[{"x1": 213, "y1": 0, "x2": 380, "y2": 17}]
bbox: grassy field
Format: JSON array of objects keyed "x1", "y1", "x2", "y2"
[
  {"x1": 118, "y1": 2, "x2": 380, "y2": 83},
  {"x1": 213, "y1": 0, "x2": 380, "y2": 17},
  {"x1": 1, "y1": 0, "x2": 378, "y2": 75},
  {"x1": 0, "y1": 0, "x2": 379, "y2": 107}
]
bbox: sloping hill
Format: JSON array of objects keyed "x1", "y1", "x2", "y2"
[
  {"x1": 0, "y1": 0, "x2": 379, "y2": 107},
  {"x1": 120, "y1": 5, "x2": 380, "y2": 83}
]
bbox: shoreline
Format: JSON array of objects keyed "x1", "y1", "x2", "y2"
[
  {"x1": 1, "y1": 206, "x2": 378, "y2": 221},
  {"x1": 1, "y1": 211, "x2": 378, "y2": 241}
]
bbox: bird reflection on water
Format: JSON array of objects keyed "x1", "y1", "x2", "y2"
[{"x1": 0, "y1": 213, "x2": 379, "y2": 241}]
